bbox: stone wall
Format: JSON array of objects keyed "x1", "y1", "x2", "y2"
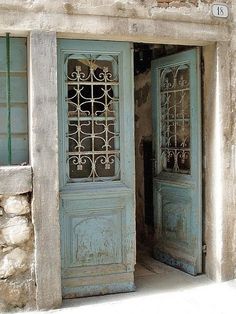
[
  {"x1": 0, "y1": 0, "x2": 231, "y2": 36},
  {"x1": 0, "y1": 194, "x2": 35, "y2": 312},
  {"x1": 230, "y1": 1, "x2": 236, "y2": 278},
  {"x1": 0, "y1": 166, "x2": 35, "y2": 312},
  {"x1": 156, "y1": 0, "x2": 230, "y2": 9}
]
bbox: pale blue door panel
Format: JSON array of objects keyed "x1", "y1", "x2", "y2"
[
  {"x1": 152, "y1": 49, "x2": 202, "y2": 275},
  {"x1": 58, "y1": 39, "x2": 135, "y2": 297},
  {"x1": 60, "y1": 190, "x2": 135, "y2": 297}
]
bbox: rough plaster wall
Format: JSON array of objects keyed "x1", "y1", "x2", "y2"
[
  {"x1": 202, "y1": 40, "x2": 235, "y2": 281},
  {"x1": 202, "y1": 44, "x2": 215, "y2": 278},
  {"x1": 135, "y1": 70, "x2": 153, "y2": 245},
  {"x1": 229, "y1": 1, "x2": 236, "y2": 279},
  {"x1": 156, "y1": 0, "x2": 230, "y2": 9},
  {"x1": 214, "y1": 41, "x2": 233, "y2": 281},
  {"x1": 0, "y1": 194, "x2": 35, "y2": 312},
  {"x1": 0, "y1": 0, "x2": 229, "y2": 13},
  {"x1": 0, "y1": 0, "x2": 231, "y2": 28},
  {"x1": 217, "y1": 41, "x2": 233, "y2": 281}
]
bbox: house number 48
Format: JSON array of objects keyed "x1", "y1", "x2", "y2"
[{"x1": 212, "y1": 4, "x2": 229, "y2": 18}]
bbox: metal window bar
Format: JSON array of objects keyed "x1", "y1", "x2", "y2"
[
  {"x1": 6, "y1": 33, "x2": 12, "y2": 164},
  {"x1": 66, "y1": 55, "x2": 120, "y2": 182}
]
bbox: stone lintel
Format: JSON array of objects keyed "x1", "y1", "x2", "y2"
[
  {"x1": 0, "y1": 166, "x2": 32, "y2": 195},
  {"x1": 0, "y1": 11, "x2": 230, "y2": 46}
]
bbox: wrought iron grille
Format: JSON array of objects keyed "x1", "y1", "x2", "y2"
[
  {"x1": 65, "y1": 54, "x2": 120, "y2": 182},
  {"x1": 160, "y1": 63, "x2": 191, "y2": 174}
]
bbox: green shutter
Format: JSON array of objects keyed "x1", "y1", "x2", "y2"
[{"x1": 0, "y1": 37, "x2": 28, "y2": 165}]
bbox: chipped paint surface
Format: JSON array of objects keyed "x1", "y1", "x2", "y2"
[{"x1": 0, "y1": 0, "x2": 236, "y2": 311}]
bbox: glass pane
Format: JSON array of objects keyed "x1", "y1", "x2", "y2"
[
  {"x1": 66, "y1": 54, "x2": 120, "y2": 182},
  {"x1": 160, "y1": 63, "x2": 191, "y2": 174},
  {"x1": 0, "y1": 37, "x2": 28, "y2": 166}
]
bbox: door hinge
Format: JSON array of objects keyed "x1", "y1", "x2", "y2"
[
  {"x1": 201, "y1": 59, "x2": 205, "y2": 75},
  {"x1": 202, "y1": 244, "x2": 207, "y2": 255},
  {"x1": 151, "y1": 158, "x2": 157, "y2": 173}
]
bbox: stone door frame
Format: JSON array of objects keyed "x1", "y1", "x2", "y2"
[{"x1": 29, "y1": 21, "x2": 231, "y2": 309}]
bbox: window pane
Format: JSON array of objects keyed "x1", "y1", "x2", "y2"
[
  {"x1": 66, "y1": 54, "x2": 120, "y2": 182},
  {"x1": 0, "y1": 37, "x2": 28, "y2": 165},
  {"x1": 160, "y1": 63, "x2": 191, "y2": 174}
]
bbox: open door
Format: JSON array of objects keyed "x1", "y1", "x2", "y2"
[
  {"x1": 58, "y1": 40, "x2": 135, "y2": 297},
  {"x1": 151, "y1": 49, "x2": 202, "y2": 275}
]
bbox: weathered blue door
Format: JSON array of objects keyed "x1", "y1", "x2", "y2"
[
  {"x1": 151, "y1": 49, "x2": 202, "y2": 275},
  {"x1": 58, "y1": 40, "x2": 135, "y2": 297}
]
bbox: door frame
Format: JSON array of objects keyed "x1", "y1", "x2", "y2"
[{"x1": 29, "y1": 31, "x2": 231, "y2": 309}]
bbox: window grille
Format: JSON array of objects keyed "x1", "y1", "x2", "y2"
[
  {"x1": 0, "y1": 35, "x2": 28, "y2": 165},
  {"x1": 65, "y1": 54, "x2": 120, "y2": 182},
  {"x1": 160, "y1": 63, "x2": 191, "y2": 174}
]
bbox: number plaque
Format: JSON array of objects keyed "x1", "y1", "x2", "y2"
[{"x1": 212, "y1": 4, "x2": 229, "y2": 18}]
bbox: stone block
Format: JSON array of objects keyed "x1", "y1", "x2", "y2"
[
  {"x1": 1, "y1": 217, "x2": 31, "y2": 246},
  {"x1": 1, "y1": 195, "x2": 30, "y2": 216},
  {"x1": 0, "y1": 277, "x2": 36, "y2": 310},
  {"x1": 0, "y1": 166, "x2": 32, "y2": 195},
  {"x1": 2, "y1": 246, "x2": 13, "y2": 253},
  {"x1": 0, "y1": 300, "x2": 8, "y2": 312},
  {"x1": 0, "y1": 248, "x2": 28, "y2": 279},
  {"x1": 0, "y1": 236, "x2": 4, "y2": 247}
]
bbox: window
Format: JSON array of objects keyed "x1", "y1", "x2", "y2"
[
  {"x1": 65, "y1": 54, "x2": 120, "y2": 182},
  {"x1": 159, "y1": 63, "x2": 190, "y2": 174},
  {"x1": 0, "y1": 36, "x2": 28, "y2": 165}
]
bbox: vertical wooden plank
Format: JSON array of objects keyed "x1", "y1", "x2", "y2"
[{"x1": 29, "y1": 31, "x2": 61, "y2": 309}]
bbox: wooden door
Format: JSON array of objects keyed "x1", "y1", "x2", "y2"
[
  {"x1": 151, "y1": 49, "x2": 202, "y2": 275},
  {"x1": 58, "y1": 40, "x2": 135, "y2": 297}
]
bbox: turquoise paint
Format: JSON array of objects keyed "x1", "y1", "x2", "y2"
[
  {"x1": 151, "y1": 49, "x2": 202, "y2": 275},
  {"x1": 0, "y1": 37, "x2": 28, "y2": 165},
  {"x1": 58, "y1": 39, "x2": 135, "y2": 297},
  {"x1": 63, "y1": 282, "x2": 135, "y2": 299},
  {"x1": 6, "y1": 33, "x2": 12, "y2": 164}
]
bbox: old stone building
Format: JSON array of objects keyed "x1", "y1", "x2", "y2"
[{"x1": 0, "y1": 0, "x2": 236, "y2": 311}]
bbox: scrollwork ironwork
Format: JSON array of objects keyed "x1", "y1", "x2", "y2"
[
  {"x1": 65, "y1": 54, "x2": 120, "y2": 182},
  {"x1": 160, "y1": 63, "x2": 191, "y2": 174}
]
